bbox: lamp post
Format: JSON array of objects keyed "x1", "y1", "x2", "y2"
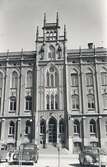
[{"x1": 57, "y1": 143, "x2": 61, "y2": 167}]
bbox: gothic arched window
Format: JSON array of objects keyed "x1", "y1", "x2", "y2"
[
  {"x1": 27, "y1": 71, "x2": 32, "y2": 88},
  {"x1": 46, "y1": 66, "x2": 58, "y2": 88},
  {"x1": 12, "y1": 71, "x2": 18, "y2": 89},
  {"x1": 48, "y1": 45, "x2": 55, "y2": 59}
]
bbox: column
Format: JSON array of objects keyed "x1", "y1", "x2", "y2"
[
  {"x1": 1, "y1": 118, "x2": 6, "y2": 143},
  {"x1": 57, "y1": 120, "x2": 59, "y2": 144},
  {"x1": 17, "y1": 118, "x2": 21, "y2": 147},
  {"x1": 46, "y1": 119, "x2": 48, "y2": 146}
]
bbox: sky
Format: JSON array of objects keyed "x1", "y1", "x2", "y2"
[{"x1": 0, "y1": 0, "x2": 107, "y2": 52}]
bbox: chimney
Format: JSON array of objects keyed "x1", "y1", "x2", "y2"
[{"x1": 88, "y1": 43, "x2": 93, "y2": 49}]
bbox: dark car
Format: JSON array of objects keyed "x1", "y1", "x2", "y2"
[
  {"x1": 9, "y1": 143, "x2": 39, "y2": 165},
  {"x1": 79, "y1": 146, "x2": 100, "y2": 165}
]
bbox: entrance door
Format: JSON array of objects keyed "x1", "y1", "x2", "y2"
[{"x1": 48, "y1": 117, "x2": 57, "y2": 144}]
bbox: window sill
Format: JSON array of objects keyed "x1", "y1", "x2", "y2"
[
  {"x1": 9, "y1": 110, "x2": 16, "y2": 113},
  {"x1": 24, "y1": 110, "x2": 31, "y2": 112},
  {"x1": 88, "y1": 108, "x2": 95, "y2": 111},
  {"x1": 8, "y1": 134, "x2": 14, "y2": 137}
]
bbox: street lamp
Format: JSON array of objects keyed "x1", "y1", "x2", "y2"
[{"x1": 57, "y1": 143, "x2": 61, "y2": 167}]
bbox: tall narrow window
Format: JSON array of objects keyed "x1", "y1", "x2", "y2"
[
  {"x1": 55, "y1": 94, "x2": 58, "y2": 109},
  {"x1": 9, "y1": 121, "x2": 15, "y2": 136},
  {"x1": 72, "y1": 95, "x2": 79, "y2": 109},
  {"x1": 25, "y1": 120, "x2": 31, "y2": 134},
  {"x1": 47, "y1": 72, "x2": 49, "y2": 87},
  {"x1": 50, "y1": 74, "x2": 54, "y2": 87},
  {"x1": 27, "y1": 71, "x2": 32, "y2": 88},
  {"x1": 40, "y1": 119, "x2": 46, "y2": 134},
  {"x1": 51, "y1": 95, "x2": 54, "y2": 109},
  {"x1": 90, "y1": 119, "x2": 96, "y2": 135},
  {"x1": 46, "y1": 95, "x2": 49, "y2": 109},
  {"x1": 74, "y1": 120, "x2": 80, "y2": 135},
  {"x1": 48, "y1": 45, "x2": 55, "y2": 59},
  {"x1": 88, "y1": 94, "x2": 95, "y2": 109},
  {"x1": 10, "y1": 96, "x2": 16, "y2": 111},
  {"x1": 103, "y1": 94, "x2": 107, "y2": 109},
  {"x1": 25, "y1": 96, "x2": 32, "y2": 111},
  {"x1": 86, "y1": 73, "x2": 93, "y2": 86},
  {"x1": 59, "y1": 119, "x2": 64, "y2": 133},
  {"x1": 101, "y1": 72, "x2": 107, "y2": 86},
  {"x1": 12, "y1": 71, "x2": 18, "y2": 89},
  {"x1": 71, "y1": 74, "x2": 78, "y2": 87}
]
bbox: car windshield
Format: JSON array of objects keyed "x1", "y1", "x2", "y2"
[{"x1": 84, "y1": 147, "x2": 99, "y2": 154}]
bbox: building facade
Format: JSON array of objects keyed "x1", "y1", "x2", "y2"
[{"x1": 0, "y1": 14, "x2": 107, "y2": 153}]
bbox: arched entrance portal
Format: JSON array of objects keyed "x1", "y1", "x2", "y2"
[{"x1": 48, "y1": 117, "x2": 57, "y2": 144}]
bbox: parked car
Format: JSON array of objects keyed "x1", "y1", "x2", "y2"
[
  {"x1": 8, "y1": 143, "x2": 39, "y2": 165},
  {"x1": 79, "y1": 146, "x2": 107, "y2": 166},
  {"x1": 0, "y1": 144, "x2": 8, "y2": 162}
]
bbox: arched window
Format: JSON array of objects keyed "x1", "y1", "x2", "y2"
[
  {"x1": 27, "y1": 71, "x2": 32, "y2": 88},
  {"x1": 0, "y1": 72, "x2": 3, "y2": 89},
  {"x1": 72, "y1": 95, "x2": 79, "y2": 109},
  {"x1": 90, "y1": 119, "x2": 96, "y2": 135},
  {"x1": 46, "y1": 66, "x2": 58, "y2": 88},
  {"x1": 10, "y1": 96, "x2": 16, "y2": 111},
  {"x1": 86, "y1": 73, "x2": 93, "y2": 86},
  {"x1": 25, "y1": 120, "x2": 31, "y2": 134},
  {"x1": 101, "y1": 72, "x2": 107, "y2": 86},
  {"x1": 12, "y1": 71, "x2": 18, "y2": 89},
  {"x1": 74, "y1": 120, "x2": 80, "y2": 135},
  {"x1": 48, "y1": 45, "x2": 55, "y2": 59},
  {"x1": 103, "y1": 94, "x2": 107, "y2": 109},
  {"x1": 25, "y1": 96, "x2": 32, "y2": 111},
  {"x1": 59, "y1": 119, "x2": 64, "y2": 133},
  {"x1": 71, "y1": 73, "x2": 78, "y2": 87},
  {"x1": 88, "y1": 94, "x2": 95, "y2": 109},
  {"x1": 9, "y1": 121, "x2": 15, "y2": 136},
  {"x1": 46, "y1": 95, "x2": 49, "y2": 110}
]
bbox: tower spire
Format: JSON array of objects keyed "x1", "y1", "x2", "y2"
[
  {"x1": 64, "y1": 25, "x2": 67, "y2": 41},
  {"x1": 56, "y1": 12, "x2": 59, "y2": 26},
  {"x1": 36, "y1": 26, "x2": 39, "y2": 41},
  {"x1": 43, "y1": 13, "x2": 46, "y2": 27}
]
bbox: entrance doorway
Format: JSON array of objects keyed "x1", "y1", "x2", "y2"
[{"x1": 48, "y1": 117, "x2": 57, "y2": 144}]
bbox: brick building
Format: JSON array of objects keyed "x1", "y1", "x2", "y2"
[{"x1": 0, "y1": 14, "x2": 107, "y2": 153}]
